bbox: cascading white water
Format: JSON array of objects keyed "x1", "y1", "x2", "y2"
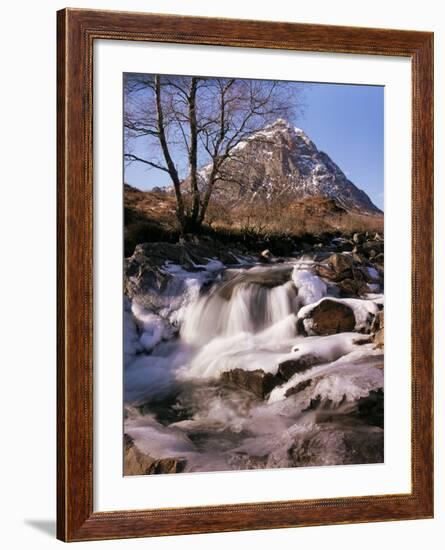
[
  {"x1": 181, "y1": 271, "x2": 298, "y2": 347},
  {"x1": 124, "y1": 260, "x2": 384, "y2": 473}
]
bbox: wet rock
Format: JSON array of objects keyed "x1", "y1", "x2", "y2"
[
  {"x1": 353, "y1": 335, "x2": 373, "y2": 345},
  {"x1": 360, "y1": 266, "x2": 380, "y2": 284},
  {"x1": 299, "y1": 299, "x2": 356, "y2": 336},
  {"x1": 374, "y1": 331, "x2": 384, "y2": 348},
  {"x1": 217, "y1": 265, "x2": 294, "y2": 300},
  {"x1": 356, "y1": 389, "x2": 384, "y2": 428},
  {"x1": 221, "y1": 368, "x2": 280, "y2": 398},
  {"x1": 361, "y1": 239, "x2": 384, "y2": 258},
  {"x1": 124, "y1": 434, "x2": 187, "y2": 475},
  {"x1": 352, "y1": 252, "x2": 366, "y2": 264},
  {"x1": 315, "y1": 263, "x2": 338, "y2": 281},
  {"x1": 124, "y1": 239, "x2": 248, "y2": 313},
  {"x1": 371, "y1": 310, "x2": 384, "y2": 349},
  {"x1": 328, "y1": 252, "x2": 354, "y2": 274},
  {"x1": 228, "y1": 454, "x2": 269, "y2": 470},
  {"x1": 277, "y1": 354, "x2": 323, "y2": 380},
  {"x1": 337, "y1": 278, "x2": 361, "y2": 296},
  {"x1": 353, "y1": 232, "x2": 365, "y2": 244},
  {"x1": 371, "y1": 253, "x2": 384, "y2": 268},
  {"x1": 284, "y1": 379, "x2": 312, "y2": 397},
  {"x1": 285, "y1": 424, "x2": 384, "y2": 467},
  {"x1": 147, "y1": 458, "x2": 187, "y2": 474},
  {"x1": 260, "y1": 249, "x2": 273, "y2": 262}
]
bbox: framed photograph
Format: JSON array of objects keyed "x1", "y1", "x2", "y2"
[{"x1": 57, "y1": 8, "x2": 434, "y2": 542}]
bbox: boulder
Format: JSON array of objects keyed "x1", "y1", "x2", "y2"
[
  {"x1": 337, "y1": 278, "x2": 361, "y2": 296},
  {"x1": 361, "y1": 240, "x2": 384, "y2": 258},
  {"x1": 284, "y1": 379, "x2": 312, "y2": 398},
  {"x1": 371, "y1": 253, "x2": 384, "y2": 268},
  {"x1": 277, "y1": 353, "x2": 324, "y2": 380},
  {"x1": 260, "y1": 249, "x2": 274, "y2": 262},
  {"x1": 147, "y1": 458, "x2": 187, "y2": 475},
  {"x1": 315, "y1": 264, "x2": 337, "y2": 281},
  {"x1": 287, "y1": 424, "x2": 384, "y2": 467},
  {"x1": 124, "y1": 240, "x2": 249, "y2": 312},
  {"x1": 123, "y1": 434, "x2": 187, "y2": 475},
  {"x1": 352, "y1": 252, "x2": 366, "y2": 264},
  {"x1": 300, "y1": 299, "x2": 356, "y2": 336},
  {"x1": 353, "y1": 232, "x2": 365, "y2": 244},
  {"x1": 374, "y1": 331, "x2": 384, "y2": 348},
  {"x1": 356, "y1": 389, "x2": 384, "y2": 428},
  {"x1": 221, "y1": 368, "x2": 279, "y2": 398},
  {"x1": 328, "y1": 252, "x2": 354, "y2": 274},
  {"x1": 372, "y1": 310, "x2": 384, "y2": 349},
  {"x1": 360, "y1": 266, "x2": 380, "y2": 283}
]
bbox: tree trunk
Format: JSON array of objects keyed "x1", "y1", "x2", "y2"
[
  {"x1": 197, "y1": 162, "x2": 220, "y2": 226},
  {"x1": 154, "y1": 75, "x2": 187, "y2": 232},
  {"x1": 188, "y1": 78, "x2": 200, "y2": 227}
]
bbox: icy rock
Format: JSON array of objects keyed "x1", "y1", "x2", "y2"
[
  {"x1": 260, "y1": 249, "x2": 274, "y2": 262},
  {"x1": 292, "y1": 267, "x2": 327, "y2": 306},
  {"x1": 221, "y1": 368, "x2": 280, "y2": 399},
  {"x1": 371, "y1": 309, "x2": 384, "y2": 349},
  {"x1": 298, "y1": 298, "x2": 356, "y2": 336},
  {"x1": 277, "y1": 353, "x2": 325, "y2": 380}
]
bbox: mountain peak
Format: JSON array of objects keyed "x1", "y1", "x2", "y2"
[{"x1": 196, "y1": 118, "x2": 381, "y2": 215}]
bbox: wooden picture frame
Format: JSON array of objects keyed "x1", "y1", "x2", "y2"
[{"x1": 57, "y1": 8, "x2": 434, "y2": 542}]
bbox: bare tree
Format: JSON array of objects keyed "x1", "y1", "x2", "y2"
[{"x1": 124, "y1": 73, "x2": 300, "y2": 233}]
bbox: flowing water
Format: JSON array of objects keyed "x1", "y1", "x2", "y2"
[{"x1": 124, "y1": 259, "x2": 384, "y2": 473}]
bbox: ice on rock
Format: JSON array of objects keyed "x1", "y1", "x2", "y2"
[
  {"x1": 131, "y1": 301, "x2": 173, "y2": 352},
  {"x1": 269, "y1": 346, "x2": 383, "y2": 406},
  {"x1": 124, "y1": 247, "x2": 384, "y2": 471},
  {"x1": 297, "y1": 296, "x2": 380, "y2": 332},
  {"x1": 292, "y1": 266, "x2": 327, "y2": 306},
  {"x1": 124, "y1": 305, "x2": 143, "y2": 366}
]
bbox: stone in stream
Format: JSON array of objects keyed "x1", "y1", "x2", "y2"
[
  {"x1": 259, "y1": 249, "x2": 274, "y2": 262},
  {"x1": 328, "y1": 252, "x2": 355, "y2": 275},
  {"x1": 277, "y1": 353, "x2": 324, "y2": 380},
  {"x1": 315, "y1": 252, "x2": 356, "y2": 282},
  {"x1": 299, "y1": 298, "x2": 356, "y2": 336},
  {"x1": 124, "y1": 434, "x2": 187, "y2": 475},
  {"x1": 315, "y1": 263, "x2": 339, "y2": 281},
  {"x1": 372, "y1": 253, "x2": 384, "y2": 268},
  {"x1": 286, "y1": 424, "x2": 384, "y2": 467},
  {"x1": 353, "y1": 232, "x2": 365, "y2": 244},
  {"x1": 124, "y1": 239, "x2": 248, "y2": 312},
  {"x1": 284, "y1": 379, "x2": 313, "y2": 398},
  {"x1": 220, "y1": 368, "x2": 280, "y2": 398},
  {"x1": 371, "y1": 309, "x2": 384, "y2": 349},
  {"x1": 336, "y1": 277, "x2": 361, "y2": 296},
  {"x1": 361, "y1": 239, "x2": 384, "y2": 258},
  {"x1": 356, "y1": 389, "x2": 384, "y2": 428}
]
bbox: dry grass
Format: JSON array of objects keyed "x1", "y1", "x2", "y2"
[
  {"x1": 207, "y1": 195, "x2": 383, "y2": 237},
  {"x1": 124, "y1": 185, "x2": 383, "y2": 254}
]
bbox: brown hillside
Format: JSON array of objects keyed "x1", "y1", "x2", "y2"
[{"x1": 124, "y1": 185, "x2": 383, "y2": 255}]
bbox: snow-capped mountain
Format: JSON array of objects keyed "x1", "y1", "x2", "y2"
[{"x1": 197, "y1": 119, "x2": 382, "y2": 215}]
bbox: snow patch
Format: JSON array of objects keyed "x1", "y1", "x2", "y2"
[{"x1": 292, "y1": 266, "x2": 327, "y2": 306}]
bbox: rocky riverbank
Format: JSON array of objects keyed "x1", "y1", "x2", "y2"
[{"x1": 123, "y1": 232, "x2": 384, "y2": 475}]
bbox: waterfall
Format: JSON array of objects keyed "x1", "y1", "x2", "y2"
[
  {"x1": 124, "y1": 260, "x2": 384, "y2": 473},
  {"x1": 181, "y1": 267, "x2": 298, "y2": 346}
]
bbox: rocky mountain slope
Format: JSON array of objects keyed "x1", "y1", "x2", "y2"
[{"x1": 196, "y1": 118, "x2": 382, "y2": 215}]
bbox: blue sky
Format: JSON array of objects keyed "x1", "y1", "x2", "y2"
[{"x1": 124, "y1": 80, "x2": 384, "y2": 210}]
